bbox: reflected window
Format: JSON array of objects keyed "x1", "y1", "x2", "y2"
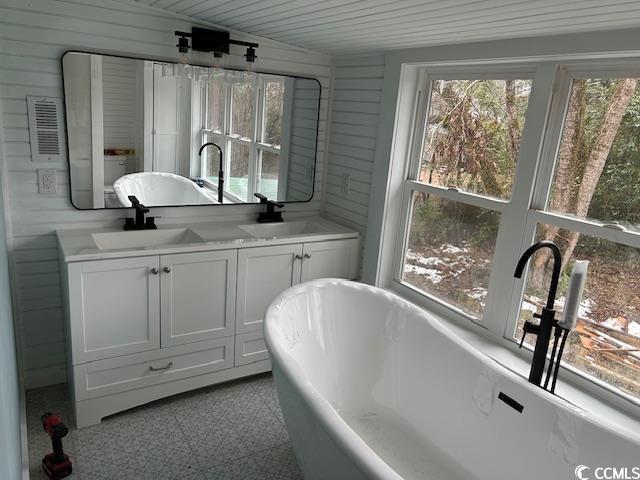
[
  {"x1": 263, "y1": 80, "x2": 284, "y2": 146},
  {"x1": 230, "y1": 81, "x2": 255, "y2": 139},
  {"x1": 206, "y1": 78, "x2": 224, "y2": 132},
  {"x1": 202, "y1": 73, "x2": 289, "y2": 202}
]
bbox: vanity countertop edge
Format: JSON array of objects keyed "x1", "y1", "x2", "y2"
[{"x1": 57, "y1": 216, "x2": 359, "y2": 263}]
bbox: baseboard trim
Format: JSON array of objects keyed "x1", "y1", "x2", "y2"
[
  {"x1": 24, "y1": 365, "x2": 66, "y2": 389},
  {"x1": 74, "y1": 360, "x2": 272, "y2": 428}
]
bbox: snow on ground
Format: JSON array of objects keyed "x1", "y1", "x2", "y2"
[
  {"x1": 467, "y1": 287, "x2": 487, "y2": 300},
  {"x1": 579, "y1": 298, "x2": 594, "y2": 317},
  {"x1": 404, "y1": 245, "x2": 479, "y2": 303},
  {"x1": 630, "y1": 322, "x2": 640, "y2": 337},
  {"x1": 406, "y1": 247, "x2": 603, "y2": 321},
  {"x1": 405, "y1": 251, "x2": 446, "y2": 267},
  {"x1": 603, "y1": 317, "x2": 625, "y2": 330},
  {"x1": 441, "y1": 244, "x2": 469, "y2": 254},
  {"x1": 403, "y1": 264, "x2": 443, "y2": 284}
]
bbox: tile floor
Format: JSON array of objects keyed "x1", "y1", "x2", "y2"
[{"x1": 26, "y1": 373, "x2": 303, "y2": 480}]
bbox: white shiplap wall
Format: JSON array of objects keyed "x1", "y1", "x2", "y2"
[
  {"x1": 285, "y1": 78, "x2": 320, "y2": 201},
  {"x1": 322, "y1": 55, "x2": 385, "y2": 260},
  {"x1": 0, "y1": 0, "x2": 331, "y2": 388}
]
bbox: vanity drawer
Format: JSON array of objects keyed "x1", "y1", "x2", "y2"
[
  {"x1": 73, "y1": 337, "x2": 234, "y2": 400},
  {"x1": 234, "y1": 330, "x2": 270, "y2": 366}
]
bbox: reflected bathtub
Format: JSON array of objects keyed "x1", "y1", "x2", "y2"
[
  {"x1": 264, "y1": 279, "x2": 638, "y2": 480},
  {"x1": 113, "y1": 172, "x2": 218, "y2": 207}
]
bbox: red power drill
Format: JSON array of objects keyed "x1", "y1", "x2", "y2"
[{"x1": 41, "y1": 412, "x2": 73, "y2": 480}]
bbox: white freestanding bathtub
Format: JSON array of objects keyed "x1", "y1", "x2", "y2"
[
  {"x1": 113, "y1": 172, "x2": 218, "y2": 207},
  {"x1": 264, "y1": 279, "x2": 639, "y2": 480}
]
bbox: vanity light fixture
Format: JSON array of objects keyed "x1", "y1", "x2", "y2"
[
  {"x1": 176, "y1": 32, "x2": 190, "y2": 64},
  {"x1": 174, "y1": 27, "x2": 258, "y2": 65}
]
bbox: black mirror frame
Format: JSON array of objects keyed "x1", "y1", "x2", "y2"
[{"x1": 60, "y1": 50, "x2": 321, "y2": 211}]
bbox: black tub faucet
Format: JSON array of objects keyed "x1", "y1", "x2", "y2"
[
  {"x1": 198, "y1": 142, "x2": 224, "y2": 204},
  {"x1": 124, "y1": 195, "x2": 157, "y2": 230},
  {"x1": 514, "y1": 241, "x2": 562, "y2": 387}
]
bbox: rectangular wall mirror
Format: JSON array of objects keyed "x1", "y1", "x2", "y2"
[{"x1": 61, "y1": 52, "x2": 320, "y2": 209}]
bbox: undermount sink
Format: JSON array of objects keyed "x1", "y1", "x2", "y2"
[
  {"x1": 238, "y1": 221, "x2": 318, "y2": 238},
  {"x1": 92, "y1": 228, "x2": 204, "y2": 250}
]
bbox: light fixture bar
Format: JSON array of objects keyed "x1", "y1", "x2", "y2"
[{"x1": 174, "y1": 28, "x2": 258, "y2": 63}]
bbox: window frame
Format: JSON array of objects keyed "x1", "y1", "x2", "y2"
[
  {"x1": 387, "y1": 60, "x2": 640, "y2": 407},
  {"x1": 505, "y1": 64, "x2": 640, "y2": 340},
  {"x1": 392, "y1": 65, "x2": 537, "y2": 331}
]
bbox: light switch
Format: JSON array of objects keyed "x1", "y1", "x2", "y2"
[
  {"x1": 342, "y1": 173, "x2": 351, "y2": 195},
  {"x1": 38, "y1": 169, "x2": 57, "y2": 194}
]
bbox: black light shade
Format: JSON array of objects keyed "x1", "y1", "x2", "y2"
[
  {"x1": 175, "y1": 28, "x2": 258, "y2": 64},
  {"x1": 244, "y1": 46, "x2": 257, "y2": 63},
  {"x1": 176, "y1": 35, "x2": 190, "y2": 54},
  {"x1": 192, "y1": 27, "x2": 230, "y2": 55}
]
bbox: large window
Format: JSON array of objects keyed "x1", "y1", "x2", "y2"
[
  {"x1": 201, "y1": 72, "x2": 286, "y2": 202},
  {"x1": 393, "y1": 65, "x2": 640, "y2": 403},
  {"x1": 400, "y1": 77, "x2": 533, "y2": 318}
]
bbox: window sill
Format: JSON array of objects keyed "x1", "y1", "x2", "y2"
[{"x1": 387, "y1": 282, "x2": 640, "y2": 440}]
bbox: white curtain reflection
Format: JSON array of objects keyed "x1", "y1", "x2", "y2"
[{"x1": 161, "y1": 63, "x2": 257, "y2": 84}]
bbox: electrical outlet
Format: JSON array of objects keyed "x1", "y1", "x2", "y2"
[
  {"x1": 38, "y1": 169, "x2": 57, "y2": 194},
  {"x1": 342, "y1": 173, "x2": 351, "y2": 195}
]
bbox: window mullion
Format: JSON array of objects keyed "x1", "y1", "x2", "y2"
[
  {"x1": 248, "y1": 75, "x2": 263, "y2": 200},
  {"x1": 407, "y1": 70, "x2": 430, "y2": 180},
  {"x1": 529, "y1": 67, "x2": 571, "y2": 210},
  {"x1": 391, "y1": 180, "x2": 416, "y2": 282},
  {"x1": 535, "y1": 211, "x2": 640, "y2": 249},
  {"x1": 482, "y1": 63, "x2": 560, "y2": 336},
  {"x1": 407, "y1": 181, "x2": 508, "y2": 212}
]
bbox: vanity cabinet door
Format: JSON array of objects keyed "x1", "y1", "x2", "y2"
[
  {"x1": 236, "y1": 244, "x2": 303, "y2": 334},
  {"x1": 160, "y1": 250, "x2": 236, "y2": 347},
  {"x1": 68, "y1": 256, "x2": 161, "y2": 363},
  {"x1": 300, "y1": 239, "x2": 359, "y2": 282}
]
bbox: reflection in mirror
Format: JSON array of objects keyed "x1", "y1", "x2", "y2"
[{"x1": 61, "y1": 52, "x2": 320, "y2": 209}]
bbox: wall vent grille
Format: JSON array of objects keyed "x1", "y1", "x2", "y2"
[{"x1": 27, "y1": 96, "x2": 66, "y2": 162}]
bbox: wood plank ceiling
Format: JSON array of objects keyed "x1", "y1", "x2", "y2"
[{"x1": 134, "y1": 0, "x2": 640, "y2": 55}]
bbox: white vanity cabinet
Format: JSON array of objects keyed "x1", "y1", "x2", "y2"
[
  {"x1": 64, "y1": 249, "x2": 240, "y2": 427},
  {"x1": 67, "y1": 250, "x2": 236, "y2": 363},
  {"x1": 160, "y1": 250, "x2": 236, "y2": 347},
  {"x1": 67, "y1": 256, "x2": 161, "y2": 363},
  {"x1": 300, "y1": 239, "x2": 360, "y2": 282},
  {"x1": 58, "y1": 219, "x2": 359, "y2": 427},
  {"x1": 234, "y1": 238, "x2": 359, "y2": 366},
  {"x1": 236, "y1": 244, "x2": 303, "y2": 335}
]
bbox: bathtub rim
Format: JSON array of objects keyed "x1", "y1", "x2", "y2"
[
  {"x1": 264, "y1": 278, "x2": 640, "y2": 479},
  {"x1": 112, "y1": 172, "x2": 217, "y2": 207}
]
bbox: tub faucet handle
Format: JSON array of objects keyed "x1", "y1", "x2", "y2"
[{"x1": 519, "y1": 320, "x2": 541, "y2": 348}]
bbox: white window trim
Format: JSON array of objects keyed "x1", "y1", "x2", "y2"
[{"x1": 377, "y1": 58, "x2": 640, "y2": 414}]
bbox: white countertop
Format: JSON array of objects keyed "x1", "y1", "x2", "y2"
[{"x1": 57, "y1": 216, "x2": 359, "y2": 262}]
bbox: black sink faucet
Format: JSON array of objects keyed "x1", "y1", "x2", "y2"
[
  {"x1": 198, "y1": 142, "x2": 224, "y2": 204},
  {"x1": 514, "y1": 241, "x2": 562, "y2": 387},
  {"x1": 254, "y1": 193, "x2": 284, "y2": 223},
  {"x1": 124, "y1": 195, "x2": 157, "y2": 230}
]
